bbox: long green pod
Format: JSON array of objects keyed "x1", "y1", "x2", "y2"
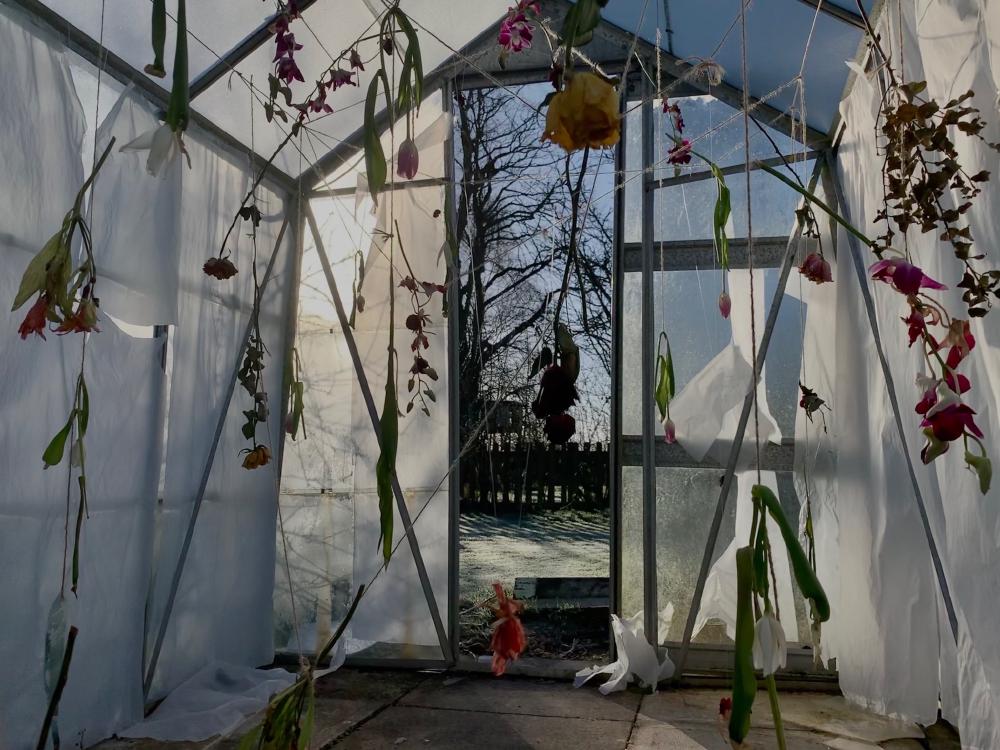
[
  {"x1": 752, "y1": 484, "x2": 830, "y2": 622},
  {"x1": 729, "y1": 545, "x2": 757, "y2": 744}
]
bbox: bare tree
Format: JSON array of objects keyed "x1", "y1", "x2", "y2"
[{"x1": 453, "y1": 84, "x2": 613, "y2": 444}]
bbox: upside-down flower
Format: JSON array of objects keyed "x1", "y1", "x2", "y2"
[
  {"x1": 943, "y1": 319, "x2": 975, "y2": 369},
  {"x1": 55, "y1": 298, "x2": 99, "y2": 334},
  {"x1": 490, "y1": 582, "x2": 527, "y2": 676},
  {"x1": 544, "y1": 412, "x2": 576, "y2": 444},
  {"x1": 662, "y1": 415, "x2": 677, "y2": 444},
  {"x1": 869, "y1": 258, "x2": 946, "y2": 296},
  {"x1": 921, "y1": 404, "x2": 983, "y2": 443},
  {"x1": 752, "y1": 612, "x2": 787, "y2": 677},
  {"x1": 18, "y1": 294, "x2": 50, "y2": 340},
  {"x1": 663, "y1": 99, "x2": 684, "y2": 133},
  {"x1": 799, "y1": 252, "x2": 832, "y2": 284},
  {"x1": 397, "y1": 138, "x2": 419, "y2": 180},
  {"x1": 542, "y1": 72, "x2": 621, "y2": 152},
  {"x1": 531, "y1": 365, "x2": 579, "y2": 418},
  {"x1": 718, "y1": 290, "x2": 732, "y2": 319},
  {"x1": 241, "y1": 444, "x2": 271, "y2": 470},
  {"x1": 667, "y1": 139, "x2": 692, "y2": 165},
  {"x1": 203, "y1": 256, "x2": 239, "y2": 280},
  {"x1": 121, "y1": 123, "x2": 191, "y2": 177}
]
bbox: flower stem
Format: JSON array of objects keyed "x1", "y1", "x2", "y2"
[{"x1": 765, "y1": 674, "x2": 788, "y2": 750}]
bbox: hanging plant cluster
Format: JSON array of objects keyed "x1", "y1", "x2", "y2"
[
  {"x1": 400, "y1": 275, "x2": 445, "y2": 417},
  {"x1": 529, "y1": 329, "x2": 581, "y2": 445}
]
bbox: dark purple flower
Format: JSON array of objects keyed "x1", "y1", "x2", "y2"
[
  {"x1": 397, "y1": 138, "x2": 419, "y2": 180},
  {"x1": 544, "y1": 413, "x2": 576, "y2": 444},
  {"x1": 276, "y1": 57, "x2": 304, "y2": 84},
  {"x1": 667, "y1": 139, "x2": 692, "y2": 165},
  {"x1": 498, "y1": 12, "x2": 534, "y2": 52},
  {"x1": 921, "y1": 404, "x2": 983, "y2": 442},
  {"x1": 663, "y1": 100, "x2": 684, "y2": 133},
  {"x1": 869, "y1": 258, "x2": 946, "y2": 296},
  {"x1": 349, "y1": 49, "x2": 364, "y2": 70},
  {"x1": 328, "y1": 68, "x2": 356, "y2": 90}
]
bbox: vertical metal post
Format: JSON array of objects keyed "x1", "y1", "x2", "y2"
[
  {"x1": 608, "y1": 77, "x2": 629, "y2": 649},
  {"x1": 276, "y1": 190, "x2": 305, "y2": 477},
  {"x1": 673, "y1": 158, "x2": 826, "y2": 678},
  {"x1": 442, "y1": 80, "x2": 462, "y2": 666},
  {"x1": 825, "y1": 152, "x2": 959, "y2": 642},
  {"x1": 640, "y1": 77, "x2": 658, "y2": 646},
  {"x1": 304, "y1": 204, "x2": 452, "y2": 659},
  {"x1": 143, "y1": 218, "x2": 290, "y2": 697}
]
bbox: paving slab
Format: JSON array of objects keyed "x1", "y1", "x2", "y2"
[
  {"x1": 311, "y1": 669, "x2": 428, "y2": 746},
  {"x1": 636, "y1": 689, "x2": 924, "y2": 744},
  {"x1": 332, "y1": 704, "x2": 633, "y2": 749},
  {"x1": 399, "y1": 674, "x2": 641, "y2": 722},
  {"x1": 627, "y1": 719, "x2": 852, "y2": 749}
]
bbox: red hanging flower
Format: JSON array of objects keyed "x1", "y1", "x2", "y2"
[
  {"x1": 54, "y1": 299, "x2": 100, "y2": 335},
  {"x1": 490, "y1": 582, "x2": 527, "y2": 676},
  {"x1": 18, "y1": 294, "x2": 50, "y2": 340},
  {"x1": 531, "y1": 365, "x2": 579, "y2": 419},
  {"x1": 921, "y1": 404, "x2": 983, "y2": 442},
  {"x1": 667, "y1": 139, "x2": 692, "y2": 165},
  {"x1": 799, "y1": 252, "x2": 832, "y2": 284},
  {"x1": 544, "y1": 412, "x2": 576, "y2": 444}
]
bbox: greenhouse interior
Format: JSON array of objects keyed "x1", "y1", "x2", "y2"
[{"x1": 2, "y1": 0, "x2": 999, "y2": 747}]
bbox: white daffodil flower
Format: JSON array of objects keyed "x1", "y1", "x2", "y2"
[
  {"x1": 121, "y1": 123, "x2": 189, "y2": 177},
  {"x1": 926, "y1": 381, "x2": 962, "y2": 417},
  {"x1": 752, "y1": 611, "x2": 787, "y2": 676}
]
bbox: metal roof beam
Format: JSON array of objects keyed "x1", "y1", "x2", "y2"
[
  {"x1": 188, "y1": 0, "x2": 323, "y2": 100},
  {"x1": 6, "y1": 0, "x2": 297, "y2": 192},
  {"x1": 795, "y1": 0, "x2": 866, "y2": 30}
]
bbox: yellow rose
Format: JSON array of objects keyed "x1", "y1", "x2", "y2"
[
  {"x1": 542, "y1": 72, "x2": 621, "y2": 152},
  {"x1": 241, "y1": 445, "x2": 271, "y2": 470}
]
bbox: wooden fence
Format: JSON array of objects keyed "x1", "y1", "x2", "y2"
[{"x1": 460, "y1": 437, "x2": 610, "y2": 512}]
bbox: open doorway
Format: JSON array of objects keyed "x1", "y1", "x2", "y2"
[{"x1": 451, "y1": 82, "x2": 616, "y2": 663}]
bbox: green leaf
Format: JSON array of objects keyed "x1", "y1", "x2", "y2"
[
  {"x1": 375, "y1": 358, "x2": 399, "y2": 567},
  {"x1": 752, "y1": 484, "x2": 831, "y2": 622},
  {"x1": 43, "y1": 416, "x2": 75, "y2": 469},
  {"x1": 12, "y1": 223, "x2": 70, "y2": 311},
  {"x1": 392, "y1": 10, "x2": 423, "y2": 113},
  {"x1": 77, "y1": 377, "x2": 89, "y2": 436},
  {"x1": 653, "y1": 352, "x2": 674, "y2": 420},
  {"x1": 298, "y1": 681, "x2": 315, "y2": 750},
  {"x1": 757, "y1": 161, "x2": 875, "y2": 248},
  {"x1": 148, "y1": 0, "x2": 166, "y2": 76},
  {"x1": 561, "y1": 0, "x2": 604, "y2": 48},
  {"x1": 164, "y1": 0, "x2": 189, "y2": 131},
  {"x1": 364, "y1": 73, "x2": 389, "y2": 199},
  {"x1": 43, "y1": 596, "x2": 68, "y2": 695},
  {"x1": 965, "y1": 450, "x2": 992, "y2": 495},
  {"x1": 710, "y1": 163, "x2": 731, "y2": 270},
  {"x1": 729, "y1": 546, "x2": 757, "y2": 745}
]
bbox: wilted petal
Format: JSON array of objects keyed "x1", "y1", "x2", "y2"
[{"x1": 752, "y1": 612, "x2": 786, "y2": 676}]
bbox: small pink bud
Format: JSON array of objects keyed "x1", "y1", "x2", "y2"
[
  {"x1": 718, "y1": 291, "x2": 731, "y2": 319},
  {"x1": 663, "y1": 416, "x2": 676, "y2": 444}
]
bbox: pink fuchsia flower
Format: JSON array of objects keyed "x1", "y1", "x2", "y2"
[
  {"x1": 921, "y1": 403, "x2": 983, "y2": 442},
  {"x1": 498, "y1": 10, "x2": 534, "y2": 52},
  {"x1": 667, "y1": 139, "x2": 692, "y2": 165},
  {"x1": 869, "y1": 258, "x2": 946, "y2": 296},
  {"x1": 903, "y1": 304, "x2": 941, "y2": 347},
  {"x1": 18, "y1": 294, "x2": 50, "y2": 340},
  {"x1": 275, "y1": 56, "x2": 304, "y2": 84},
  {"x1": 799, "y1": 252, "x2": 832, "y2": 284},
  {"x1": 273, "y1": 31, "x2": 302, "y2": 62},
  {"x1": 397, "y1": 138, "x2": 419, "y2": 180},
  {"x1": 328, "y1": 68, "x2": 356, "y2": 90},
  {"x1": 718, "y1": 290, "x2": 731, "y2": 319}
]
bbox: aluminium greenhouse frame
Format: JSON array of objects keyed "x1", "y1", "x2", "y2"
[{"x1": 6, "y1": 0, "x2": 960, "y2": 685}]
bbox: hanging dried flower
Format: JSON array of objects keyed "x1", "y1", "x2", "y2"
[
  {"x1": 542, "y1": 72, "x2": 621, "y2": 152},
  {"x1": 203, "y1": 256, "x2": 239, "y2": 280}
]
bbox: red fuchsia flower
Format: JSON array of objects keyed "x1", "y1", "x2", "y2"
[
  {"x1": 349, "y1": 49, "x2": 364, "y2": 70},
  {"x1": 667, "y1": 139, "x2": 692, "y2": 165},
  {"x1": 55, "y1": 298, "x2": 100, "y2": 335},
  {"x1": 799, "y1": 252, "x2": 832, "y2": 284},
  {"x1": 397, "y1": 138, "x2": 419, "y2": 180},
  {"x1": 869, "y1": 258, "x2": 946, "y2": 296},
  {"x1": 903, "y1": 304, "x2": 941, "y2": 347},
  {"x1": 498, "y1": 10, "x2": 534, "y2": 52},
  {"x1": 531, "y1": 365, "x2": 579, "y2": 418},
  {"x1": 490, "y1": 582, "x2": 527, "y2": 676},
  {"x1": 943, "y1": 319, "x2": 975, "y2": 369},
  {"x1": 662, "y1": 100, "x2": 684, "y2": 133},
  {"x1": 544, "y1": 413, "x2": 576, "y2": 444},
  {"x1": 718, "y1": 290, "x2": 731, "y2": 319},
  {"x1": 18, "y1": 294, "x2": 50, "y2": 340}
]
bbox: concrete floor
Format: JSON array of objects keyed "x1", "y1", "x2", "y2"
[{"x1": 100, "y1": 668, "x2": 957, "y2": 750}]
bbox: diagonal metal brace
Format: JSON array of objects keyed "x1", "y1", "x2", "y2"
[{"x1": 304, "y1": 203, "x2": 451, "y2": 659}]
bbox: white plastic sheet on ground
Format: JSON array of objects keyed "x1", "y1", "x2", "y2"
[
  {"x1": 574, "y1": 613, "x2": 675, "y2": 694},
  {"x1": 119, "y1": 663, "x2": 296, "y2": 742}
]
